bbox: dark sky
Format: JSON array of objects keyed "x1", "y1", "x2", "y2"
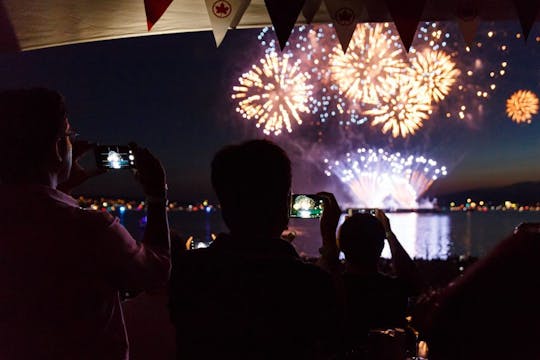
[{"x1": 0, "y1": 22, "x2": 539, "y2": 203}]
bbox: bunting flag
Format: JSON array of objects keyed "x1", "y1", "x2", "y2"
[
  {"x1": 302, "y1": 0, "x2": 322, "y2": 23},
  {"x1": 456, "y1": 1, "x2": 479, "y2": 47},
  {"x1": 205, "y1": 0, "x2": 251, "y2": 46},
  {"x1": 457, "y1": 17, "x2": 480, "y2": 47},
  {"x1": 325, "y1": 0, "x2": 364, "y2": 53},
  {"x1": 385, "y1": 0, "x2": 426, "y2": 52},
  {"x1": 0, "y1": 2, "x2": 20, "y2": 52},
  {"x1": 230, "y1": 0, "x2": 251, "y2": 29},
  {"x1": 264, "y1": 0, "x2": 306, "y2": 50},
  {"x1": 144, "y1": 0, "x2": 174, "y2": 31},
  {"x1": 513, "y1": 0, "x2": 540, "y2": 40}
]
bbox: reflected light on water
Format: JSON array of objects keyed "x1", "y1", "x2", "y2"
[{"x1": 382, "y1": 213, "x2": 450, "y2": 259}]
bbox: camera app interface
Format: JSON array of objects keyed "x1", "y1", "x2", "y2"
[
  {"x1": 96, "y1": 146, "x2": 135, "y2": 169},
  {"x1": 290, "y1": 195, "x2": 324, "y2": 219}
]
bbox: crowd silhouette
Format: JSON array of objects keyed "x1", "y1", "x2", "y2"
[{"x1": 1, "y1": 88, "x2": 539, "y2": 359}]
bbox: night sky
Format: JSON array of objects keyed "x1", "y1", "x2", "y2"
[{"x1": 0, "y1": 21, "x2": 539, "y2": 203}]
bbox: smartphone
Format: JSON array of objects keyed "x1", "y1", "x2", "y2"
[
  {"x1": 95, "y1": 145, "x2": 136, "y2": 170},
  {"x1": 347, "y1": 208, "x2": 377, "y2": 216},
  {"x1": 290, "y1": 194, "x2": 325, "y2": 219},
  {"x1": 190, "y1": 238, "x2": 211, "y2": 250}
]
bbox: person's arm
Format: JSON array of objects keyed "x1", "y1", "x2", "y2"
[
  {"x1": 92, "y1": 145, "x2": 170, "y2": 291},
  {"x1": 375, "y1": 209, "x2": 423, "y2": 293},
  {"x1": 132, "y1": 144, "x2": 170, "y2": 258},
  {"x1": 316, "y1": 192, "x2": 342, "y2": 273}
]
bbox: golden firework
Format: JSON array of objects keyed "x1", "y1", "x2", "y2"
[
  {"x1": 329, "y1": 23, "x2": 407, "y2": 105},
  {"x1": 506, "y1": 90, "x2": 539, "y2": 124},
  {"x1": 232, "y1": 52, "x2": 313, "y2": 135},
  {"x1": 365, "y1": 77, "x2": 432, "y2": 138},
  {"x1": 409, "y1": 50, "x2": 460, "y2": 103}
]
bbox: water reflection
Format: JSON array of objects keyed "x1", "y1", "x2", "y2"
[
  {"x1": 382, "y1": 213, "x2": 450, "y2": 260},
  {"x1": 287, "y1": 211, "x2": 537, "y2": 259},
  {"x1": 120, "y1": 210, "x2": 539, "y2": 260}
]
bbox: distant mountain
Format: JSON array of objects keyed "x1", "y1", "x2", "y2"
[{"x1": 431, "y1": 181, "x2": 540, "y2": 205}]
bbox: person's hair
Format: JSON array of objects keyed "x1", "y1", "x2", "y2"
[
  {"x1": 338, "y1": 213, "x2": 386, "y2": 265},
  {"x1": 0, "y1": 88, "x2": 67, "y2": 181},
  {"x1": 211, "y1": 139, "x2": 291, "y2": 234}
]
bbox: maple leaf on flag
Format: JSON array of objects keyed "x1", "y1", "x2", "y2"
[
  {"x1": 336, "y1": 8, "x2": 354, "y2": 25},
  {"x1": 215, "y1": 2, "x2": 230, "y2": 15}
]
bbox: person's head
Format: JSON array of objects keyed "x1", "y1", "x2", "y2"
[
  {"x1": 211, "y1": 139, "x2": 291, "y2": 238},
  {"x1": 338, "y1": 213, "x2": 386, "y2": 266},
  {"x1": 0, "y1": 88, "x2": 72, "y2": 185}
]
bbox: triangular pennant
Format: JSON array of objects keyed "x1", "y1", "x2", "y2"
[
  {"x1": 144, "y1": 0, "x2": 174, "y2": 31},
  {"x1": 205, "y1": 0, "x2": 251, "y2": 46},
  {"x1": 385, "y1": 0, "x2": 426, "y2": 52},
  {"x1": 513, "y1": 0, "x2": 540, "y2": 40},
  {"x1": 230, "y1": 0, "x2": 251, "y2": 29},
  {"x1": 264, "y1": 0, "x2": 306, "y2": 50},
  {"x1": 325, "y1": 0, "x2": 364, "y2": 53},
  {"x1": 457, "y1": 17, "x2": 480, "y2": 48},
  {"x1": 455, "y1": 0, "x2": 479, "y2": 48},
  {"x1": 302, "y1": 0, "x2": 322, "y2": 23},
  {"x1": 0, "y1": 2, "x2": 20, "y2": 52}
]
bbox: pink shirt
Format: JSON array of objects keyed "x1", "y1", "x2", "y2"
[{"x1": 0, "y1": 185, "x2": 170, "y2": 359}]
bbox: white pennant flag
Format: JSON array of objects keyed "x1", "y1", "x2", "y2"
[
  {"x1": 230, "y1": 0, "x2": 251, "y2": 29},
  {"x1": 325, "y1": 0, "x2": 365, "y2": 53},
  {"x1": 205, "y1": 0, "x2": 251, "y2": 46}
]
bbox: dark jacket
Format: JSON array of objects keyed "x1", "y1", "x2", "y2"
[{"x1": 169, "y1": 233, "x2": 341, "y2": 359}]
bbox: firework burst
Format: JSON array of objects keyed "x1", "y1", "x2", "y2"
[
  {"x1": 324, "y1": 148, "x2": 447, "y2": 209},
  {"x1": 409, "y1": 50, "x2": 461, "y2": 103},
  {"x1": 506, "y1": 90, "x2": 539, "y2": 124},
  {"x1": 232, "y1": 52, "x2": 313, "y2": 135},
  {"x1": 365, "y1": 77, "x2": 432, "y2": 138},
  {"x1": 329, "y1": 23, "x2": 408, "y2": 106}
]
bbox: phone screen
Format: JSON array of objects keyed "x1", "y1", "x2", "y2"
[
  {"x1": 347, "y1": 208, "x2": 377, "y2": 216},
  {"x1": 290, "y1": 194, "x2": 325, "y2": 219},
  {"x1": 95, "y1": 145, "x2": 135, "y2": 169}
]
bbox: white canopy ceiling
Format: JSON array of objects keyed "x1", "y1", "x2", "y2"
[{"x1": 0, "y1": 0, "x2": 537, "y2": 52}]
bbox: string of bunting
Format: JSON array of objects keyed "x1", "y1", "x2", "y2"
[{"x1": 143, "y1": 0, "x2": 540, "y2": 51}]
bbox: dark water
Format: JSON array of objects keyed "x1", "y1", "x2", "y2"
[{"x1": 119, "y1": 210, "x2": 540, "y2": 259}]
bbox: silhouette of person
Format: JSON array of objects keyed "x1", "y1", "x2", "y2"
[
  {"x1": 337, "y1": 210, "x2": 421, "y2": 352},
  {"x1": 169, "y1": 139, "x2": 341, "y2": 359},
  {"x1": 0, "y1": 88, "x2": 170, "y2": 359},
  {"x1": 426, "y1": 224, "x2": 540, "y2": 359}
]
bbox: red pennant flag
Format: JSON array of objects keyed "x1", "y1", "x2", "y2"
[
  {"x1": 302, "y1": 0, "x2": 322, "y2": 23},
  {"x1": 385, "y1": 0, "x2": 426, "y2": 52},
  {"x1": 264, "y1": 0, "x2": 306, "y2": 50},
  {"x1": 513, "y1": 0, "x2": 540, "y2": 40},
  {"x1": 455, "y1": 0, "x2": 479, "y2": 47},
  {"x1": 457, "y1": 17, "x2": 480, "y2": 48},
  {"x1": 144, "y1": 0, "x2": 174, "y2": 31}
]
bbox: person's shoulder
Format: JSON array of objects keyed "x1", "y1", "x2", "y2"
[
  {"x1": 171, "y1": 247, "x2": 217, "y2": 271},
  {"x1": 71, "y1": 207, "x2": 117, "y2": 229},
  {"x1": 289, "y1": 258, "x2": 334, "y2": 285}
]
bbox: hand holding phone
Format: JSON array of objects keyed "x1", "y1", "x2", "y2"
[
  {"x1": 289, "y1": 194, "x2": 325, "y2": 219},
  {"x1": 129, "y1": 144, "x2": 167, "y2": 197}
]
